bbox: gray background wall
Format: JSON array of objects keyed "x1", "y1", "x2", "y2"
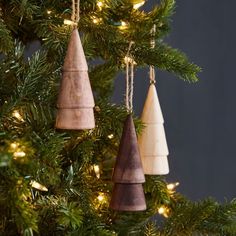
[{"x1": 112, "y1": 0, "x2": 236, "y2": 201}]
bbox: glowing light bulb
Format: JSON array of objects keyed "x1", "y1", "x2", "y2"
[
  {"x1": 47, "y1": 10, "x2": 52, "y2": 14},
  {"x1": 97, "y1": 1, "x2": 103, "y2": 8},
  {"x1": 167, "y1": 182, "x2": 180, "y2": 191},
  {"x1": 158, "y1": 206, "x2": 165, "y2": 214},
  {"x1": 158, "y1": 206, "x2": 169, "y2": 218},
  {"x1": 92, "y1": 16, "x2": 101, "y2": 24},
  {"x1": 93, "y1": 165, "x2": 100, "y2": 178},
  {"x1": 133, "y1": 1, "x2": 145, "y2": 9},
  {"x1": 13, "y1": 151, "x2": 26, "y2": 158},
  {"x1": 108, "y1": 134, "x2": 114, "y2": 139},
  {"x1": 119, "y1": 21, "x2": 128, "y2": 30},
  {"x1": 30, "y1": 180, "x2": 48, "y2": 191},
  {"x1": 12, "y1": 110, "x2": 24, "y2": 121},
  {"x1": 97, "y1": 193, "x2": 104, "y2": 202},
  {"x1": 10, "y1": 142, "x2": 18, "y2": 150}
]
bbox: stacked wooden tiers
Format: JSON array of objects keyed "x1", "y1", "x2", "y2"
[
  {"x1": 56, "y1": 29, "x2": 95, "y2": 130},
  {"x1": 110, "y1": 115, "x2": 146, "y2": 211}
]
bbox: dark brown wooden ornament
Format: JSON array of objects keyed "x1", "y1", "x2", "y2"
[
  {"x1": 110, "y1": 183, "x2": 147, "y2": 211},
  {"x1": 55, "y1": 29, "x2": 95, "y2": 130},
  {"x1": 112, "y1": 114, "x2": 145, "y2": 183}
]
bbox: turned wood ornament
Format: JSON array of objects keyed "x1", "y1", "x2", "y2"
[
  {"x1": 138, "y1": 84, "x2": 169, "y2": 175},
  {"x1": 110, "y1": 183, "x2": 146, "y2": 211},
  {"x1": 56, "y1": 29, "x2": 95, "y2": 130},
  {"x1": 112, "y1": 114, "x2": 145, "y2": 183},
  {"x1": 110, "y1": 114, "x2": 146, "y2": 211}
]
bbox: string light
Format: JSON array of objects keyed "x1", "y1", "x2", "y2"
[
  {"x1": 97, "y1": 1, "x2": 103, "y2": 9},
  {"x1": 10, "y1": 142, "x2": 19, "y2": 150},
  {"x1": 108, "y1": 134, "x2": 114, "y2": 139},
  {"x1": 92, "y1": 16, "x2": 101, "y2": 24},
  {"x1": 93, "y1": 165, "x2": 100, "y2": 178},
  {"x1": 167, "y1": 182, "x2": 180, "y2": 191},
  {"x1": 119, "y1": 21, "x2": 128, "y2": 30},
  {"x1": 12, "y1": 110, "x2": 24, "y2": 121},
  {"x1": 13, "y1": 151, "x2": 26, "y2": 158},
  {"x1": 133, "y1": 1, "x2": 145, "y2": 9},
  {"x1": 158, "y1": 205, "x2": 170, "y2": 218},
  {"x1": 47, "y1": 10, "x2": 52, "y2": 14},
  {"x1": 30, "y1": 180, "x2": 48, "y2": 192},
  {"x1": 97, "y1": 193, "x2": 104, "y2": 202}
]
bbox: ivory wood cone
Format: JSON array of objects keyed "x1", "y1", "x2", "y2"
[
  {"x1": 110, "y1": 183, "x2": 147, "y2": 211},
  {"x1": 141, "y1": 84, "x2": 164, "y2": 124},
  {"x1": 55, "y1": 108, "x2": 95, "y2": 130},
  {"x1": 112, "y1": 114, "x2": 145, "y2": 183},
  {"x1": 138, "y1": 84, "x2": 170, "y2": 175},
  {"x1": 142, "y1": 155, "x2": 169, "y2": 175},
  {"x1": 139, "y1": 124, "x2": 169, "y2": 156}
]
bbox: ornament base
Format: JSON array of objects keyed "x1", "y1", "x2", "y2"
[
  {"x1": 110, "y1": 183, "x2": 146, "y2": 211},
  {"x1": 56, "y1": 108, "x2": 95, "y2": 130}
]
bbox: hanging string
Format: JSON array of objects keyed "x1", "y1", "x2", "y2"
[
  {"x1": 150, "y1": 24, "x2": 156, "y2": 84},
  {"x1": 130, "y1": 58, "x2": 134, "y2": 111},
  {"x1": 71, "y1": 0, "x2": 80, "y2": 27},
  {"x1": 125, "y1": 41, "x2": 135, "y2": 113}
]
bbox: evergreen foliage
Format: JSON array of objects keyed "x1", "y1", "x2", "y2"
[{"x1": 0, "y1": 0, "x2": 235, "y2": 235}]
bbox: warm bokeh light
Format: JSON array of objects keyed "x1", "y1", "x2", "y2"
[
  {"x1": 93, "y1": 165, "x2": 100, "y2": 178},
  {"x1": 30, "y1": 180, "x2": 48, "y2": 192},
  {"x1": 108, "y1": 134, "x2": 114, "y2": 139},
  {"x1": 133, "y1": 1, "x2": 145, "y2": 9},
  {"x1": 12, "y1": 110, "x2": 24, "y2": 121},
  {"x1": 13, "y1": 151, "x2": 26, "y2": 158},
  {"x1": 167, "y1": 182, "x2": 180, "y2": 191},
  {"x1": 158, "y1": 206, "x2": 170, "y2": 218}
]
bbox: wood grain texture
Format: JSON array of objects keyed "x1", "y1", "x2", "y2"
[
  {"x1": 63, "y1": 29, "x2": 88, "y2": 71},
  {"x1": 141, "y1": 84, "x2": 164, "y2": 123},
  {"x1": 110, "y1": 183, "x2": 146, "y2": 211},
  {"x1": 138, "y1": 84, "x2": 169, "y2": 175},
  {"x1": 112, "y1": 114, "x2": 145, "y2": 183},
  {"x1": 56, "y1": 29, "x2": 95, "y2": 130},
  {"x1": 55, "y1": 108, "x2": 95, "y2": 130},
  {"x1": 57, "y1": 71, "x2": 95, "y2": 108}
]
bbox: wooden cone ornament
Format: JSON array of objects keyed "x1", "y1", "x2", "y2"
[
  {"x1": 138, "y1": 83, "x2": 169, "y2": 175},
  {"x1": 110, "y1": 183, "x2": 146, "y2": 211},
  {"x1": 112, "y1": 115, "x2": 145, "y2": 183},
  {"x1": 110, "y1": 115, "x2": 146, "y2": 211},
  {"x1": 56, "y1": 29, "x2": 95, "y2": 130}
]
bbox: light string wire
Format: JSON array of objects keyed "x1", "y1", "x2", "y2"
[
  {"x1": 150, "y1": 24, "x2": 156, "y2": 84},
  {"x1": 125, "y1": 41, "x2": 135, "y2": 113}
]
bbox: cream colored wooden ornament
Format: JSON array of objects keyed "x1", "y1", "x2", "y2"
[
  {"x1": 138, "y1": 83, "x2": 169, "y2": 175},
  {"x1": 56, "y1": 29, "x2": 95, "y2": 130}
]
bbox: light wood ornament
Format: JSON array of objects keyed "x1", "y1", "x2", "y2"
[
  {"x1": 138, "y1": 84, "x2": 169, "y2": 175},
  {"x1": 56, "y1": 29, "x2": 95, "y2": 130}
]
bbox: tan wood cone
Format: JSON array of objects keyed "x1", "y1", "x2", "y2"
[
  {"x1": 112, "y1": 114, "x2": 145, "y2": 183},
  {"x1": 56, "y1": 29, "x2": 95, "y2": 130},
  {"x1": 110, "y1": 183, "x2": 147, "y2": 211},
  {"x1": 138, "y1": 84, "x2": 169, "y2": 175}
]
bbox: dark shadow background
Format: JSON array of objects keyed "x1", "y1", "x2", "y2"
[{"x1": 112, "y1": 0, "x2": 236, "y2": 201}]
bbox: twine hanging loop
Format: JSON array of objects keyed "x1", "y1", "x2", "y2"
[
  {"x1": 150, "y1": 24, "x2": 156, "y2": 84},
  {"x1": 125, "y1": 41, "x2": 135, "y2": 113},
  {"x1": 71, "y1": 0, "x2": 80, "y2": 27}
]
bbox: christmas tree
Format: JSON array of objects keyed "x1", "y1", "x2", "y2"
[{"x1": 0, "y1": 0, "x2": 236, "y2": 235}]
